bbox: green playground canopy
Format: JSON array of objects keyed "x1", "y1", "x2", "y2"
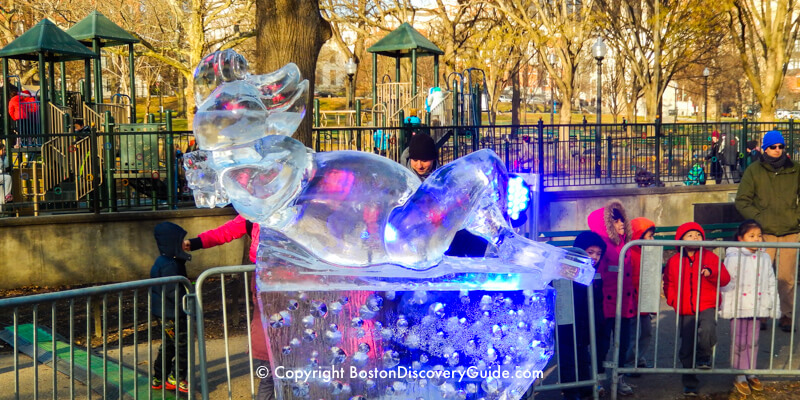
[
  {"x1": 0, "y1": 19, "x2": 97, "y2": 61},
  {"x1": 66, "y1": 10, "x2": 139, "y2": 47},
  {"x1": 368, "y1": 23, "x2": 443, "y2": 100},
  {"x1": 367, "y1": 23, "x2": 444, "y2": 57}
]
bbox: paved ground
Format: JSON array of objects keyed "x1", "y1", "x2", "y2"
[
  {"x1": 534, "y1": 295, "x2": 800, "y2": 400},
  {"x1": 1, "y1": 300, "x2": 799, "y2": 399},
  {"x1": 1, "y1": 329, "x2": 800, "y2": 400}
]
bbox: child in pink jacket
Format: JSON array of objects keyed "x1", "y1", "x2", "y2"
[
  {"x1": 185, "y1": 215, "x2": 274, "y2": 400},
  {"x1": 587, "y1": 200, "x2": 636, "y2": 396}
]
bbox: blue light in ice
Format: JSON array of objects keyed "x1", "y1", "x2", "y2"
[
  {"x1": 507, "y1": 175, "x2": 530, "y2": 221},
  {"x1": 384, "y1": 223, "x2": 398, "y2": 242}
]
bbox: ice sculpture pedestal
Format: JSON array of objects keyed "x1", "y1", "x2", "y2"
[{"x1": 258, "y1": 254, "x2": 557, "y2": 400}]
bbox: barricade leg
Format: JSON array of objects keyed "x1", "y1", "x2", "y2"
[{"x1": 764, "y1": 234, "x2": 799, "y2": 321}]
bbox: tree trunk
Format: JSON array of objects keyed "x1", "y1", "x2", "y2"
[
  {"x1": 181, "y1": 71, "x2": 196, "y2": 128},
  {"x1": 558, "y1": 87, "x2": 573, "y2": 124},
  {"x1": 183, "y1": 85, "x2": 195, "y2": 127},
  {"x1": 643, "y1": 82, "x2": 660, "y2": 121},
  {"x1": 511, "y1": 69, "x2": 521, "y2": 126},
  {"x1": 177, "y1": 74, "x2": 188, "y2": 118},
  {"x1": 145, "y1": 83, "x2": 152, "y2": 116},
  {"x1": 256, "y1": 0, "x2": 332, "y2": 147},
  {"x1": 758, "y1": 92, "x2": 776, "y2": 123}
]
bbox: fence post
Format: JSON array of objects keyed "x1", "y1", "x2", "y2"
[
  {"x1": 453, "y1": 126, "x2": 459, "y2": 160},
  {"x1": 89, "y1": 122, "x2": 101, "y2": 214},
  {"x1": 165, "y1": 110, "x2": 175, "y2": 209},
  {"x1": 355, "y1": 100, "x2": 362, "y2": 151},
  {"x1": 452, "y1": 79, "x2": 459, "y2": 126},
  {"x1": 790, "y1": 119, "x2": 795, "y2": 157},
  {"x1": 537, "y1": 118, "x2": 544, "y2": 177},
  {"x1": 606, "y1": 133, "x2": 612, "y2": 179},
  {"x1": 315, "y1": 127, "x2": 321, "y2": 152},
  {"x1": 472, "y1": 124, "x2": 479, "y2": 151},
  {"x1": 654, "y1": 116, "x2": 662, "y2": 185},
  {"x1": 740, "y1": 117, "x2": 748, "y2": 172},
  {"x1": 103, "y1": 111, "x2": 117, "y2": 212},
  {"x1": 594, "y1": 115, "x2": 601, "y2": 178},
  {"x1": 398, "y1": 109, "x2": 406, "y2": 157},
  {"x1": 147, "y1": 113, "x2": 155, "y2": 124},
  {"x1": 314, "y1": 98, "x2": 320, "y2": 127},
  {"x1": 504, "y1": 136, "x2": 510, "y2": 171}
]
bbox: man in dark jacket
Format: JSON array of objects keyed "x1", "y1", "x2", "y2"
[
  {"x1": 706, "y1": 131, "x2": 723, "y2": 184},
  {"x1": 735, "y1": 130, "x2": 799, "y2": 332},
  {"x1": 718, "y1": 131, "x2": 739, "y2": 183},
  {"x1": 150, "y1": 222, "x2": 192, "y2": 393}
]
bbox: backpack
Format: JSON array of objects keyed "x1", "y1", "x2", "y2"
[{"x1": 685, "y1": 164, "x2": 706, "y2": 185}]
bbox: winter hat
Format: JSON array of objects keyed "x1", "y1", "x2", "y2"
[
  {"x1": 711, "y1": 131, "x2": 719, "y2": 140},
  {"x1": 747, "y1": 140, "x2": 758, "y2": 151},
  {"x1": 573, "y1": 231, "x2": 607, "y2": 254},
  {"x1": 408, "y1": 132, "x2": 437, "y2": 161},
  {"x1": 675, "y1": 221, "x2": 705, "y2": 242},
  {"x1": 631, "y1": 217, "x2": 656, "y2": 240},
  {"x1": 762, "y1": 130, "x2": 785, "y2": 151}
]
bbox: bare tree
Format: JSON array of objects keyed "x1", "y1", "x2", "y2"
[
  {"x1": 422, "y1": 0, "x2": 491, "y2": 82},
  {"x1": 596, "y1": 0, "x2": 727, "y2": 121},
  {"x1": 494, "y1": 0, "x2": 597, "y2": 124},
  {"x1": 728, "y1": 0, "x2": 800, "y2": 121},
  {"x1": 114, "y1": 0, "x2": 256, "y2": 126},
  {"x1": 460, "y1": 7, "x2": 530, "y2": 124},
  {"x1": 605, "y1": 53, "x2": 628, "y2": 123}
]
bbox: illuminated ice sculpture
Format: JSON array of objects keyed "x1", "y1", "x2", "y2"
[{"x1": 187, "y1": 50, "x2": 594, "y2": 400}]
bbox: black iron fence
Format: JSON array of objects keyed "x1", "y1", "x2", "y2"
[
  {"x1": 1, "y1": 113, "x2": 195, "y2": 217},
  {"x1": 313, "y1": 119, "x2": 797, "y2": 187},
  {"x1": 2, "y1": 118, "x2": 798, "y2": 217}
]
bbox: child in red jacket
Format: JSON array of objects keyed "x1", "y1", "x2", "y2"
[
  {"x1": 663, "y1": 222, "x2": 731, "y2": 396},
  {"x1": 626, "y1": 217, "x2": 656, "y2": 370}
]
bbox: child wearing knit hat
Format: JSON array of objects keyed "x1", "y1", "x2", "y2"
[
  {"x1": 663, "y1": 222, "x2": 731, "y2": 396},
  {"x1": 406, "y1": 133, "x2": 438, "y2": 180}
]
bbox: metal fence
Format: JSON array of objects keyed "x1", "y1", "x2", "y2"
[
  {"x1": 4, "y1": 118, "x2": 800, "y2": 217},
  {"x1": 1, "y1": 114, "x2": 196, "y2": 217},
  {"x1": 0, "y1": 276, "x2": 197, "y2": 399},
  {"x1": 191, "y1": 265, "x2": 261, "y2": 400},
  {"x1": 605, "y1": 239, "x2": 800, "y2": 399},
  {"x1": 313, "y1": 119, "x2": 798, "y2": 187},
  {"x1": 2, "y1": 238, "x2": 800, "y2": 399}
]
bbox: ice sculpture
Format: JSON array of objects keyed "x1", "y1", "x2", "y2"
[{"x1": 188, "y1": 50, "x2": 594, "y2": 400}]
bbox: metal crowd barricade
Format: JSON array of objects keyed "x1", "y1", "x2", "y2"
[
  {"x1": 529, "y1": 277, "x2": 602, "y2": 400},
  {"x1": 189, "y1": 265, "x2": 259, "y2": 400},
  {"x1": 189, "y1": 264, "x2": 604, "y2": 400},
  {"x1": 608, "y1": 239, "x2": 800, "y2": 400},
  {"x1": 0, "y1": 276, "x2": 196, "y2": 399}
]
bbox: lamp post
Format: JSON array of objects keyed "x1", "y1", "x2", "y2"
[
  {"x1": 345, "y1": 58, "x2": 357, "y2": 110},
  {"x1": 548, "y1": 53, "x2": 557, "y2": 126},
  {"x1": 156, "y1": 74, "x2": 164, "y2": 123},
  {"x1": 673, "y1": 83, "x2": 679, "y2": 123},
  {"x1": 592, "y1": 37, "x2": 607, "y2": 179},
  {"x1": 703, "y1": 67, "x2": 710, "y2": 123}
]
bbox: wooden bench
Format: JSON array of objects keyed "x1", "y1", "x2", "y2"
[{"x1": 539, "y1": 222, "x2": 740, "y2": 248}]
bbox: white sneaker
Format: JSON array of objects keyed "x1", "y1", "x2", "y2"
[{"x1": 617, "y1": 376, "x2": 634, "y2": 396}]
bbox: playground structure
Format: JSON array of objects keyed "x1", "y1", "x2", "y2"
[
  {"x1": 0, "y1": 12, "x2": 188, "y2": 216},
  {"x1": 314, "y1": 23, "x2": 490, "y2": 131}
]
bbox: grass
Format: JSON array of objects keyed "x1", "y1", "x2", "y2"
[{"x1": 133, "y1": 96, "x2": 189, "y2": 130}]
